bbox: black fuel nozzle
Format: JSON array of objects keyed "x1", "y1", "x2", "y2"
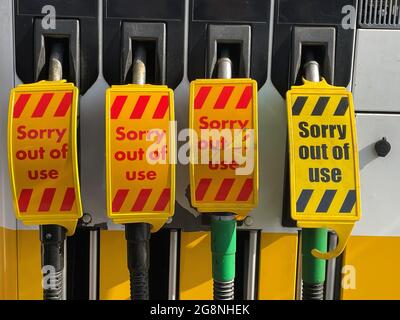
[
  {"x1": 40, "y1": 224, "x2": 66, "y2": 300},
  {"x1": 125, "y1": 223, "x2": 151, "y2": 300}
]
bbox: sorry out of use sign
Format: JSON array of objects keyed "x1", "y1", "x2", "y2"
[
  {"x1": 105, "y1": 84, "x2": 175, "y2": 230},
  {"x1": 8, "y1": 81, "x2": 82, "y2": 234},
  {"x1": 286, "y1": 80, "x2": 361, "y2": 223}
]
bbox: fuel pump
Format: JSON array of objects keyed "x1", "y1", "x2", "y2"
[
  {"x1": 211, "y1": 49, "x2": 237, "y2": 300},
  {"x1": 299, "y1": 55, "x2": 328, "y2": 300},
  {"x1": 189, "y1": 27, "x2": 259, "y2": 299},
  {"x1": 8, "y1": 41, "x2": 83, "y2": 300},
  {"x1": 286, "y1": 49, "x2": 361, "y2": 300},
  {"x1": 105, "y1": 40, "x2": 175, "y2": 300},
  {"x1": 40, "y1": 43, "x2": 68, "y2": 300},
  {"x1": 125, "y1": 45, "x2": 151, "y2": 300}
]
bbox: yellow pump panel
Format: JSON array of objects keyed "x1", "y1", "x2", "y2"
[
  {"x1": 189, "y1": 79, "x2": 259, "y2": 219},
  {"x1": 286, "y1": 79, "x2": 361, "y2": 259},
  {"x1": 8, "y1": 81, "x2": 82, "y2": 235},
  {"x1": 0, "y1": 227, "x2": 18, "y2": 300},
  {"x1": 105, "y1": 84, "x2": 176, "y2": 232},
  {"x1": 179, "y1": 232, "x2": 213, "y2": 300},
  {"x1": 258, "y1": 233, "x2": 298, "y2": 300},
  {"x1": 341, "y1": 236, "x2": 400, "y2": 300}
]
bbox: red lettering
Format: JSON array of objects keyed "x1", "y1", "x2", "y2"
[
  {"x1": 115, "y1": 126, "x2": 148, "y2": 141},
  {"x1": 208, "y1": 161, "x2": 239, "y2": 170},
  {"x1": 125, "y1": 170, "x2": 157, "y2": 181},
  {"x1": 15, "y1": 147, "x2": 45, "y2": 160},
  {"x1": 114, "y1": 149, "x2": 145, "y2": 161},
  {"x1": 199, "y1": 116, "x2": 209, "y2": 129},
  {"x1": 28, "y1": 169, "x2": 59, "y2": 180}
]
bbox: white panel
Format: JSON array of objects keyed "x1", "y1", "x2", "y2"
[
  {"x1": 353, "y1": 114, "x2": 400, "y2": 236},
  {"x1": 353, "y1": 29, "x2": 400, "y2": 112}
]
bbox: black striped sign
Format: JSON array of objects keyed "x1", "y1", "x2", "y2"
[
  {"x1": 292, "y1": 96, "x2": 349, "y2": 116},
  {"x1": 286, "y1": 81, "x2": 361, "y2": 222},
  {"x1": 296, "y1": 189, "x2": 356, "y2": 213}
]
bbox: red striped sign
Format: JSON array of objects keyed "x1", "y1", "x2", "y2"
[
  {"x1": 110, "y1": 94, "x2": 170, "y2": 120},
  {"x1": 106, "y1": 86, "x2": 175, "y2": 225},
  {"x1": 17, "y1": 187, "x2": 76, "y2": 213},
  {"x1": 194, "y1": 85, "x2": 253, "y2": 110},
  {"x1": 112, "y1": 188, "x2": 171, "y2": 212},
  {"x1": 195, "y1": 178, "x2": 253, "y2": 202},
  {"x1": 13, "y1": 92, "x2": 73, "y2": 118},
  {"x1": 189, "y1": 79, "x2": 258, "y2": 216},
  {"x1": 8, "y1": 82, "x2": 82, "y2": 232}
]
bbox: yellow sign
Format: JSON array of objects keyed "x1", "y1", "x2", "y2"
[
  {"x1": 105, "y1": 84, "x2": 175, "y2": 232},
  {"x1": 286, "y1": 79, "x2": 361, "y2": 259},
  {"x1": 189, "y1": 79, "x2": 258, "y2": 219},
  {"x1": 8, "y1": 81, "x2": 82, "y2": 235}
]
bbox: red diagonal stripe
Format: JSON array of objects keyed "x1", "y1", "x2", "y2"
[
  {"x1": 153, "y1": 188, "x2": 171, "y2": 211},
  {"x1": 236, "y1": 86, "x2": 253, "y2": 109},
  {"x1": 153, "y1": 96, "x2": 169, "y2": 119},
  {"x1": 110, "y1": 96, "x2": 128, "y2": 119},
  {"x1": 32, "y1": 93, "x2": 54, "y2": 118},
  {"x1": 195, "y1": 178, "x2": 212, "y2": 201},
  {"x1": 13, "y1": 94, "x2": 31, "y2": 118},
  {"x1": 18, "y1": 189, "x2": 33, "y2": 212},
  {"x1": 130, "y1": 95, "x2": 150, "y2": 119},
  {"x1": 131, "y1": 189, "x2": 152, "y2": 211},
  {"x1": 38, "y1": 188, "x2": 56, "y2": 211},
  {"x1": 54, "y1": 92, "x2": 73, "y2": 117},
  {"x1": 236, "y1": 179, "x2": 253, "y2": 201},
  {"x1": 112, "y1": 189, "x2": 129, "y2": 212},
  {"x1": 214, "y1": 86, "x2": 234, "y2": 109},
  {"x1": 194, "y1": 86, "x2": 212, "y2": 109},
  {"x1": 60, "y1": 188, "x2": 75, "y2": 211},
  {"x1": 215, "y1": 178, "x2": 235, "y2": 201}
]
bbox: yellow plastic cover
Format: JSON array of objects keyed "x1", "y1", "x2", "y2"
[
  {"x1": 189, "y1": 79, "x2": 259, "y2": 219},
  {"x1": 8, "y1": 80, "x2": 82, "y2": 235},
  {"x1": 286, "y1": 79, "x2": 361, "y2": 259},
  {"x1": 105, "y1": 84, "x2": 175, "y2": 232}
]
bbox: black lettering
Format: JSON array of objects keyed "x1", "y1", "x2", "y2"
[{"x1": 298, "y1": 122, "x2": 309, "y2": 138}]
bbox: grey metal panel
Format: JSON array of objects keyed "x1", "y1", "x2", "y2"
[
  {"x1": 80, "y1": 0, "x2": 114, "y2": 228},
  {"x1": 353, "y1": 29, "x2": 400, "y2": 112},
  {"x1": 353, "y1": 113, "x2": 400, "y2": 236},
  {"x1": 244, "y1": 230, "x2": 258, "y2": 300},
  {"x1": 0, "y1": 0, "x2": 17, "y2": 230},
  {"x1": 168, "y1": 230, "x2": 178, "y2": 300},
  {"x1": 358, "y1": 0, "x2": 400, "y2": 28},
  {"x1": 325, "y1": 233, "x2": 338, "y2": 300},
  {"x1": 89, "y1": 230, "x2": 98, "y2": 300}
]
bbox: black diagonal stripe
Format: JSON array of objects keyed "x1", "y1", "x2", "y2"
[
  {"x1": 311, "y1": 96, "x2": 330, "y2": 116},
  {"x1": 316, "y1": 189, "x2": 337, "y2": 212},
  {"x1": 292, "y1": 96, "x2": 308, "y2": 115},
  {"x1": 334, "y1": 97, "x2": 349, "y2": 116},
  {"x1": 340, "y1": 190, "x2": 356, "y2": 213},
  {"x1": 296, "y1": 189, "x2": 313, "y2": 212}
]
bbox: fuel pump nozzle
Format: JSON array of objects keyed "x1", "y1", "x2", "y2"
[
  {"x1": 40, "y1": 42, "x2": 67, "y2": 301},
  {"x1": 210, "y1": 48, "x2": 237, "y2": 301},
  {"x1": 125, "y1": 44, "x2": 151, "y2": 300},
  {"x1": 300, "y1": 53, "x2": 328, "y2": 301}
]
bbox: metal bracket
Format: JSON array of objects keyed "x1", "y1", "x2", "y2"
[
  {"x1": 121, "y1": 22, "x2": 166, "y2": 85},
  {"x1": 291, "y1": 27, "x2": 336, "y2": 85},
  {"x1": 34, "y1": 19, "x2": 80, "y2": 87},
  {"x1": 207, "y1": 24, "x2": 251, "y2": 78}
]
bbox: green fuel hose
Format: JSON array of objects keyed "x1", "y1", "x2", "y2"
[
  {"x1": 301, "y1": 228, "x2": 328, "y2": 300},
  {"x1": 211, "y1": 215, "x2": 236, "y2": 300}
]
